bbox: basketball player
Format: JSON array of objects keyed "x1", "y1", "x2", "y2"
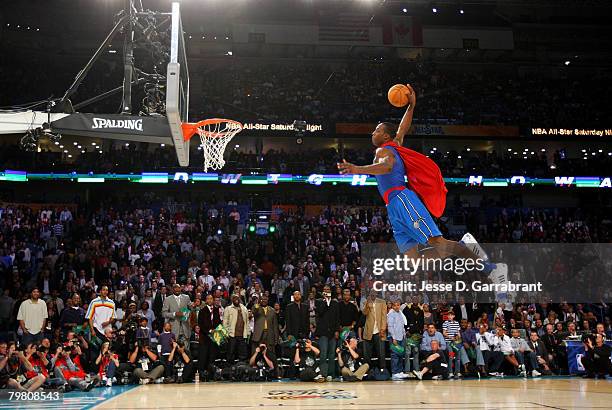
[{"x1": 337, "y1": 85, "x2": 492, "y2": 268}]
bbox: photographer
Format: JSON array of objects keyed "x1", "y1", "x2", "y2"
[
  {"x1": 0, "y1": 342, "x2": 46, "y2": 392},
  {"x1": 128, "y1": 338, "x2": 164, "y2": 384},
  {"x1": 335, "y1": 336, "x2": 369, "y2": 381},
  {"x1": 249, "y1": 343, "x2": 275, "y2": 381},
  {"x1": 65, "y1": 330, "x2": 91, "y2": 373},
  {"x1": 582, "y1": 333, "x2": 612, "y2": 379},
  {"x1": 52, "y1": 344, "x2": 95, "y2": 391},
  {"x1": 164, "y1": 339, "x2": 195, "y2": 384},
  {"x1": 293, "y1": 339, "x2": 320, "y2": 381},
  {"x1": 95, "y1": 341, "x2": 119, "y2": 386}
]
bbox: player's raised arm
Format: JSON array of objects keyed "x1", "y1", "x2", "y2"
[
  {"x1": 337, "y1": 148, "x2": 395, "y2": 176},
  {"x1": 394, "y1": 84, "x2": 416, "y2": 147}
]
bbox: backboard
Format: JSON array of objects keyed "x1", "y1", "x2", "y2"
[{"x1": 166, "y1": 2, "x2": 190, "y2": 167}]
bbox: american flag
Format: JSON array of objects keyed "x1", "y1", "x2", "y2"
[{"x1": 319, "y1": 12, "x2": 371, "y2": 42}]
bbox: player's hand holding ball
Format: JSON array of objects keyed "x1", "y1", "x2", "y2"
[{"x1": 388, "y1": 83, "x2": 415, "y2": 108}]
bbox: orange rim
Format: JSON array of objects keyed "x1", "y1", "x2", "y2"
[{"x1": 181, "y1": 118, "x2": 243, "y2": 141}]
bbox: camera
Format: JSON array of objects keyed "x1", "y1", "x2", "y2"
[
  {"x1": 137, "y1": 338, "x2": 150, "y2": 349},
  {"x1": 295, "y1": 339, "x2": 309, "y2": 349},
  {"x1": 581, "y1": 333, "x2": 596, "y2": 345}
]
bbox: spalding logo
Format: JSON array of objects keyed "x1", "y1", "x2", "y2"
[{"x1": 92, "y1": 118, "x2": 143, "y2": 131}]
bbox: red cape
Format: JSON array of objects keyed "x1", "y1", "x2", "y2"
[{"x1": 381, "y1": 141, "x2": 448, "y2": 218}]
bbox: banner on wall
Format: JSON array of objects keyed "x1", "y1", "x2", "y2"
[
  {"x1": 336, "y1": 123, "x2": 520, "y2": 137},
  {"x1": 530, "y1": 128, "x2": 612, "y2": 137},
  {"x1": 566, "y1": 340, "x2": 612, "y2": 374}
]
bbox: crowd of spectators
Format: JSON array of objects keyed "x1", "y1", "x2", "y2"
[
  {"x1": 3, "y1": 141, "x2": 612, "y2": 178},
  {"x1": 0, "y1": 197, "x2": 610, "y2": 392},
  {"x1": 196, "y1": 59, "x2": 610, "y2": 128}
]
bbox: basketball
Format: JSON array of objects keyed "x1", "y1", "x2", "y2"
[{"x1": 387, "y1": 84, "x2": 411, "y2": 107}]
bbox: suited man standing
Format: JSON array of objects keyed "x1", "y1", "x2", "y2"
[
  {"x1": 162, "y1": 284, "x2": 192, "y2": 344},
  {"x1": 153, "y1": 285, "x2": 168, "y2": 320},
  {"x1": 198, "y1": 293, "x2": 222, "y2": 379},
  {"x1": 363, "y1": 289, "x2": 387, "y2": 371},
  {"x1": 315, "y1": 285, "x2": 340, "y2": 381},
  {"x1": 285, "y1": 291, "x2": 310, "y2": 340},
  {"x1": 251, "y1": 295, "x2": 279, "y2": 361}
]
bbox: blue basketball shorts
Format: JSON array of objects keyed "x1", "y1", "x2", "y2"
[{"x1": 386, "y1": 189, "x2": 442, "y2": 253}]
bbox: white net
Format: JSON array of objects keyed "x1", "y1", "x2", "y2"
[{"x1": 196, "y1": 119, "x2": 243, "y2": 172}]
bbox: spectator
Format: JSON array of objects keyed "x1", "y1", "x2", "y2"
[
  {"x1": 17, "y1": 287, "x2": 48, "y2": 346},
  {"x1": 223, "y1": 294, "x2": 250, "y2": 364},
  {"x1": 387, "y1": 299, "x2": 409, "y2": 380},
  {"x1": 197, "y1": 293, "x2": 222, "y2": 380},
  {"x1": 86, "y1": 286, "x2": 115, "y2": 340},
  {"x1": 363, "y1": 290, "x2": 387, "y2": 373},
  {"x1": 413, "y1": 339, "x2": 449, "y2": 380},
  {"x1": 315, "y1": 285, "x2": 340, "y2": 382},
  {"x1": 162, "y1": 284, "x2": 192, "y2": 345},
  {"x1": 527, "y1": 331, "x2": 551, "y2": 375},
  {"x1": 510, "y1": 328, "x2": 539, "y2": 377}
]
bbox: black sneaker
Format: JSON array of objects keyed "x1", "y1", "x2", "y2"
[{"x1": 84, "y1": 381, "x2": 96, "y2": 392}]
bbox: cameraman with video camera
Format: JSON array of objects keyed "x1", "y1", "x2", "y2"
[
  {"x1": 249, "y1": 343, "x2": 275, "y2": 381},
  {"x1": 582, "y1": 333, "x2": 612, "y2": 379},
  {"x1": 293, "y1": 338, "x2": 320, "y2": 381},
  {"x1": 128, "y1": 335, "x2": 164, "y2": 384},
  {"x1": 164, "y1": 338, "x2": 195, "y2": 384},
  {"x1": 336, "y1": 336, "x2": 369, "y2": 381}
]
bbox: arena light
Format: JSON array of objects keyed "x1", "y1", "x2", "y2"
[
  {"x1": 459, "y1": 9, "x2": 464, "y2": 14},
  {"x1": 402, "y1": 8, "x2": 407, "y2": 13},
  {"x1": 432, "y1": 7, "x2": 437, "y2": 13},
  {"x1": 564, "y1": 61, "x2": 570, "y2": 66},
  {"x1": 268, "y1": 224, "x2": 276, "y2": 233},
  {"x1": 217, "y1": 229, "x2": 223, "y2": 235},
  {"x1": 248, "y1": 224, "x2": 256, "y2": 233}
]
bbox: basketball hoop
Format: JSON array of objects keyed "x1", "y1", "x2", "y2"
[{"x1": 182, "y1": 118, "x2": 243, "y2": 172}]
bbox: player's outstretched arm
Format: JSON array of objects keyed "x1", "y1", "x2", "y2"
[
  {"x1": 394, "y1": 84, "x2": 416, "y2": 147},
  {"x1": 337, "y1": 148, "x2": 395, "y2": 176}
]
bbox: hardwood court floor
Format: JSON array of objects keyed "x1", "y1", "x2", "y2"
[{"x1": 93, "y1": 378, "x2": 612, "y2": 410}]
